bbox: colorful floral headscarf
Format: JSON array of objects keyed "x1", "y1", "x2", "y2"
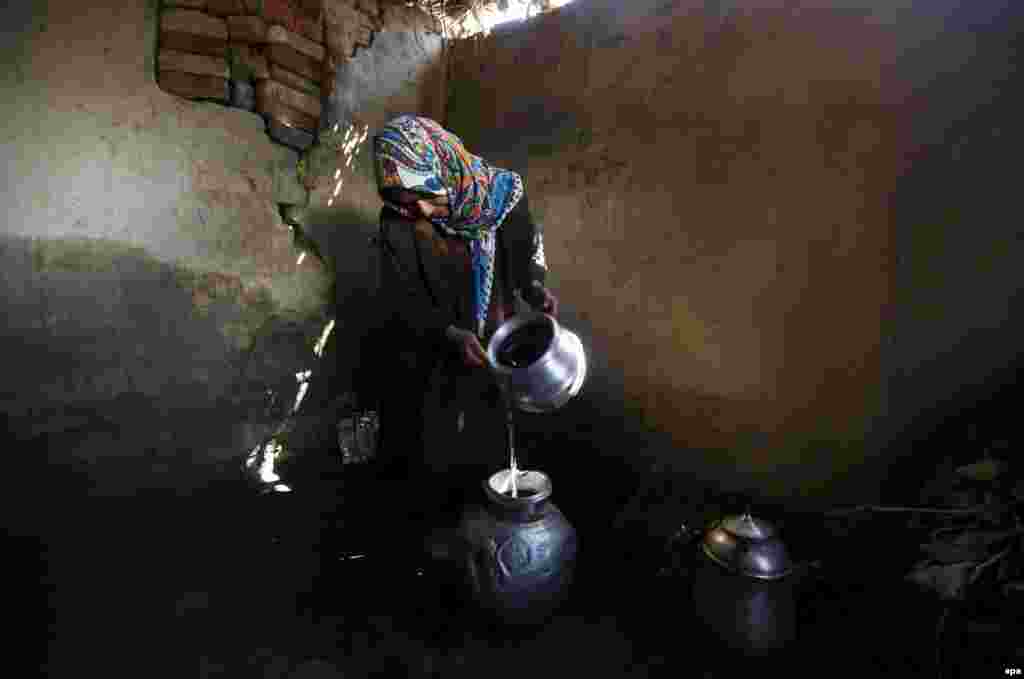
[{"x1": 373, "y1": 115, "x2": 524, "y2": 337}]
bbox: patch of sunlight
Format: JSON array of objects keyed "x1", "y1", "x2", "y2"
[
  {"x1": 296, "y1": 251, "x2": 306, "y2": 266},
  {"x1": 324, "y1": 122, "x2": 368, "y2": 207},
  {"x1": 344, "y1": 135, "x2": 361, "y2": 156},
  {"x1": 245, "y1": 443, "x2": 261, "y2": 469},
  {"x1": 273, "y1": 483, "x2": 292, "y2": 493},
  {"x1": 258, "y1": 440, "x2": 282, "y2": 484},
  {"x1": 293, "y1": 382, "x2": 309, "y2": 413},
  {"x1": 481, "y1": 2, "x2": 530, "y2": 31},
  {"x1": 452, "y1": 0, "x2": 575, "y2": 37},
  {"x1": 292, "y1": 370, "x2": 312, "y2": 413},
  {"x1": 314, "y1": 319, "x2": 335, "y2": 357},
  {"x1": 343, "y1": 124, "x2": 368, "y2": 168}
]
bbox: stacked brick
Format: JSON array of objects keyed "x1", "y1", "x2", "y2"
[
  {"x1": 158, "y1": 4, "x2": 231, "y2": 102},
  {"x1": 158, "y1": 0, "x2": 330, "y2": 151}
]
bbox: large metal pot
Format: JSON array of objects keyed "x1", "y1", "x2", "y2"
[
  {"x1": 486, "y1": 312, "x2": 587, "y2": 414},
  {"x1": 457, "y1": 469, "x2": 578, "y2": 626}
]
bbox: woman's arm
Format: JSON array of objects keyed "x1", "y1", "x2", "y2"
[
  {"x1": 522, "y1": 193, "x2": 548, "y2": 288},
  {"x1": 506, "y1": 193, "x2": 553, "y2": 311}
]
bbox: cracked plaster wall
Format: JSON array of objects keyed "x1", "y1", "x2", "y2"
[
  {"x1": 444, "y1": 0, "x2": 1023, "y2": 506},
  {"x1": 1, "y1": 0, "x2": 335, "y2": 501}
]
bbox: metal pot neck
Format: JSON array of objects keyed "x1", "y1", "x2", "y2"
[
  {"x1": 484, "y1": 469, "x2": 553, "y2": 517},
  {"x1": 486, "y1": 312, "x2": 560, "y2": 377}
]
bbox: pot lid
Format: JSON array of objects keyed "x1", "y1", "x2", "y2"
[
  {"x1": 720, "y1": 512, "x2": 777, "y2": 539},
  {"x1": 702, "y1": 512, "x2": 793, "y2": 580}
]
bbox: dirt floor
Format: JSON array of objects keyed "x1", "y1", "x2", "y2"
[{"x1": 15, "y1": 405, "x2": 1020, "y2": 678}]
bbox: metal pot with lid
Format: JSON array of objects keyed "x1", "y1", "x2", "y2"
[
  {"x1": 694, "y1": 509, "x2": 798, "y2": 655},
  {"x1": 701, "y1": 511, "x2": 794, "y2": 581}
]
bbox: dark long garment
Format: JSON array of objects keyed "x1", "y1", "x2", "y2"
[{"x1": 368, "y1": 194, "x2": 547, "y2": 524}]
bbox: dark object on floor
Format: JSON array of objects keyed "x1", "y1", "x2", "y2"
[
  {"x1": 230, "y1": 79, "x2": 256, "y2": 111},
  {"x1": 457, "y1": 469, "x2": 577, "y2": 627},
  {"x1": 266, "y1": 118, "x2": 315, "y2": 152}
]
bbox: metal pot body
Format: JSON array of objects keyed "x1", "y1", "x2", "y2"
[
  {"x1": 457, "y1": 470, "x2": 578, "y2": 626},
  {"x1": 486, "y1": 313, "x2": 587, "y2": 414},
  {"x1": 693, "y1": 553, "x2": 797, "y2": 656}
]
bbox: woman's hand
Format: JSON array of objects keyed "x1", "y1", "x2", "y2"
[
  {"x1": 529, "y1": 282, "x2": 559, "y2": 317},
  {"x1": 446, "y1": 325, "x2": 488, "y2": 368}
]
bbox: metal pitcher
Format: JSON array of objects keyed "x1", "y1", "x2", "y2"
[{"x1": 486, "y1": 312, "x2": 587, "y2": 414}]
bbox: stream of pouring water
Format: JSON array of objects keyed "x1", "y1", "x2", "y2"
[{"x1": 507, "y1": 403, "x2": 518, "y2": 498}]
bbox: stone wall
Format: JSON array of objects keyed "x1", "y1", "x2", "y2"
[{"x1": 443, "y1": 0, "x2": 1024, "y2": 506}]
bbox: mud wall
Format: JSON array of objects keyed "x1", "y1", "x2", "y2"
[
  {"x1": 444, "y1": 0, "x2": 1023, "y2": 506},
  {"x1": 0, "y1": 0, "x2": 443, "y2": 505}
]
